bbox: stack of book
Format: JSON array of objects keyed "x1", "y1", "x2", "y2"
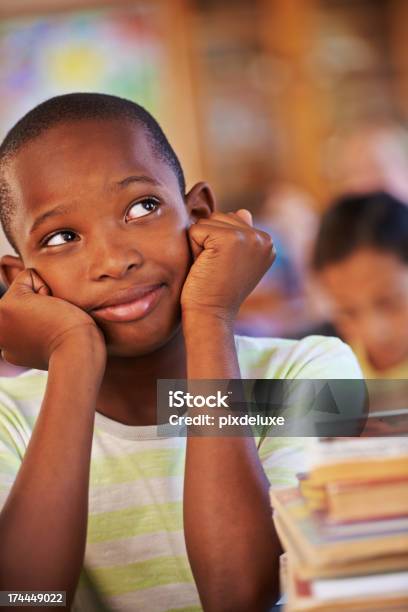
[{"x1": 271, "y1": 438, "x2": 408, "y2": 611}]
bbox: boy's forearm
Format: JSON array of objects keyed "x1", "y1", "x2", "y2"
[
  {"x1": 0, "y1": 336, "x2": 105, "y2": 608},
  {"x1": 182, "y1": 313, "x2": 281, "y2": 611},
  {"x1": 182, "y1": 311, "x2": 240, "y2": 379}
]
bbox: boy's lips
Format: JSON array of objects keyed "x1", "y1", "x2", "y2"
[{"x1": 90, "y1": 283, "x2": 165, "y2": 322}]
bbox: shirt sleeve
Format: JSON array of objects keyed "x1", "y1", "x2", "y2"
[
  {"x1": 284, "y1": 335, "x2": 363, "y2": 380},
  {"x1": 257, "y1": 336, "x2": 363, "y2": 488},
  {"x1": 0, "y1": 394, "x2": 28, "y2": 512}
]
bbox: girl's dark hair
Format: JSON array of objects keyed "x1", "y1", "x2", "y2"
[{"x1": 312, "y1": 191, "x2": 408, "y2": 270}]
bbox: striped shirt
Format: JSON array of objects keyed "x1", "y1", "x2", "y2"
[{"x1": 0, "y1": 335, "x2": 361, "y2": 611}]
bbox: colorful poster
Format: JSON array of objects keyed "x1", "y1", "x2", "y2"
[{"x1": 0, "y1": 5, "x2": 162, "y2": 138}]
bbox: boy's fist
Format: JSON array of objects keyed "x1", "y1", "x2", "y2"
[
  {"x1": 181, "y1": 209, "x2": 275, "y2": 320},
  {"x1": 0, "y1": 268, "x2": 105, "y2": 370}
]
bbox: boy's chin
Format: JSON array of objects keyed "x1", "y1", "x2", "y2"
[{"x1": 104, "y1": 321, "x2": 182, "y2": 359}]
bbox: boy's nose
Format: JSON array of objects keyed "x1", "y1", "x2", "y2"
[{"x1": 88, "y1": 235, "x2": 144, "y2": 280}]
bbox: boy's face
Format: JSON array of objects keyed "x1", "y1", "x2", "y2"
[
  {"x1": 4, "y1": 118, "x2": 212, "y2": 356},
  {"x1": 318, "y1": 248, "x2": 408, "y2": 371}
]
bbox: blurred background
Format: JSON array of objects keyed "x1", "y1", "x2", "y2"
[{"x1": 2, "y1": 0, "x2": 408, "y2": 379}]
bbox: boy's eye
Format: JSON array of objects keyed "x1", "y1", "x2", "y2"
[
  {"x1": 43, "y1": 230, "x2": 78, "y2": 247},
  {"x1": 126, "y1": 197, "x2": 160, "y2": 220},
  {"x1": 41, "y1": 197, "x2": 160, "y2": 247}
]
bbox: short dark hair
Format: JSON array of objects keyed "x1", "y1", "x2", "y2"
[
  {"x1": 0, "y1": 93, "x2": 186, "y2": 254},
  {"x1": 312, "y1": 191, "x2": 408, "y2": 271}
]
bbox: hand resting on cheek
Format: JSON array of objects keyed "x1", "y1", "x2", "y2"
[
  {"x1": 0, "y1": 268, "x2": 106, "y2": 370},
  {"x1": 181, "y1": 208, "x2": 276, "y2": 322}
]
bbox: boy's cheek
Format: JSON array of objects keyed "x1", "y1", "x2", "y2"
[
  {"x1": 178, "y1": 261, "x2": 193, "y2": 295},
  {"x1": 30, "y1": 266, "x2": 84, "y2": 308},
  {"x1": 159, "y1": 229, "x2": 192, "y2": 272}
]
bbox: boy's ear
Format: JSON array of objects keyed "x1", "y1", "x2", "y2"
[
  {"x1": 0, "y1": 254, "x2": 25, "y2": 288},
  {"x1": 185, "y1": 182, "x2": 215, "y2": 222}
]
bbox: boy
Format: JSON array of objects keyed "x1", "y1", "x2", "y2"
[
  {"x1": 0, "y1": 93, "x2": 361, "y2": 612},
  {"x1": 312, "y1": 191, "x2": 408, "y2": 378}
]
